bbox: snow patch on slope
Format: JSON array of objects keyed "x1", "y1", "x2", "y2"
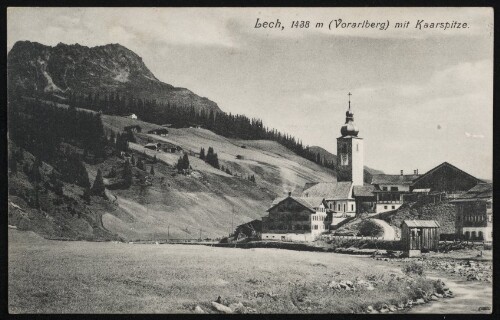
[
  {"x1": 113, "y1": 69, "x2": 130, "y2": 83},
  {"x1": 37, "y1": 57, "x2": 64, "y2": 93}
]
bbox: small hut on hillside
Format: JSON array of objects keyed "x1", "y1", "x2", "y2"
[{"x1": 401, "y1": 220, "x2": 440, "y2": 257}]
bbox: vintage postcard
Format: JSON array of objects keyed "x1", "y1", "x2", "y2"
[{"x1": 6, "y1": 7, "x2": 493, "y2": 314}]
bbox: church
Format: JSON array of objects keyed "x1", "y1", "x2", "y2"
[{"x1": 260, "y1": 93, "x2": 484, "y2": 242}]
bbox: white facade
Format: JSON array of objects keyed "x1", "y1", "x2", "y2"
[
  {"x1": 461, "y1": 226, "x2": 492, "y2": 242},
  {"x1": 351, "y1": 137, "x2": 364, "y2": 186},
  {"x1": 311, "y1": 210, "x2": 328, "y2": 238},
  {"x1": 378, "y1": 184, "x2": 410, "y2": 192},
  {"x1": 325, "y1": 199, "x2": 356, "y2": 217},
  {"x1": 262, "y1": 233, "x2": 313, "y2": 242},
  {"x1": 376, "y1": 203, "x2": 402, "y2": 213}
]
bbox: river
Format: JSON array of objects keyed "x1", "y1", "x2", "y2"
[{"x1": 409, "y1": 270, "x2": 492, "y2": 314}]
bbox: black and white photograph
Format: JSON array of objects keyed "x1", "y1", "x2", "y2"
[{"x1": 6, "y1": 6, "x2": 494, "y2": 314}]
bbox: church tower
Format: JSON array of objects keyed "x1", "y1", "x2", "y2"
[{"x1": 336, "y1": 93, "x2": 364, "y2": 186}]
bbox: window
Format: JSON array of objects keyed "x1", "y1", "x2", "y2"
[
  {"x1": 351, "y1": 204, "x2": 354, "y2": 211},
  {"x1": 356, "y1": 144, "x2": 359, "y2": 151},
  {"x1": 343, "y1": 204, "x2": 346, "y2": 212},
  {"x1": 382, "y1": 186, "x2": 388, "y2": 191},
  {"x1": 314, "y1": 225, "x2": 318, "y2": 230},
  {"x1": 390, "y1": 187, "x2": 398, "y2": 191},
  {"x1": 384, "y1": 206, "x2": 388, "y2": 209},
  {"x1": 338, "y1": 204, "x2": 341, "y2": 211},
  {"x1": 392, "y1": 206, "x2": 395, "y2": 209}
]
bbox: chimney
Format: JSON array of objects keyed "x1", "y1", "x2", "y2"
[
  {"x1": 288, "y1": 191, "x2": 292, "y2": 197},
  {"x1": 400, "y1": 170, "x2": 403, "y2": 176},
  {"x1": 417, "y1": 169, "x2": 419, "y2": 175},
  {"x1": 414, "y1": 170, "x2": 417, "y2": 174}
]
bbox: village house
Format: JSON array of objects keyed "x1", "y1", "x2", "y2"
[
  {"x1": 370, "y1": 171, "x2": 420, "y2": 213},
  {"x1": 260, "y1": 93, "x2": 487, "y2": 242},
  {"x1": 410, "y1": 162, "x2": 483, "y2": 196},
  {"x1": 451, "y1": 183, "x2": 492, "y2": 242},
  {"x1": 261, "y1": 193, "x2": 329, "y2": 242},
  {"x1": 123, "y1": 125, "x2": 142, "y2": 133},
  {"x1": 144, "y1": 142, "x2": 161, "y2": 151},
  {"x1": 147, "y1": 128, "x2": 169, "y2": 136},
  {"x1": 162, "y1": 141, "x2": 178, "y2": 153}
]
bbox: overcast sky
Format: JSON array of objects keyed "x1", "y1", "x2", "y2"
[{"x1": 7, "y1": 7, "x2": 493, "y2": 180}]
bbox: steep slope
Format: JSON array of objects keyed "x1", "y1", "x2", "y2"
[
  {"x1": 7, "y1": 41, "x2": 220, "y2": 113},
  {"x1": 97, "y1": 115, "x2": 339, "y2": 240}
]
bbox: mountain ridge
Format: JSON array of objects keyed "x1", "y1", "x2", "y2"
[{"x1": 7, "y1": 40, "x2": 221, "y2": 113}]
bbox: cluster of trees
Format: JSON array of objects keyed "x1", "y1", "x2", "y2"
[
  {"x1": 66, "y1": 92, "x2": 331, "y2": 170},
  {"x1": 8, "y1": 97, "x2": 107, "y2": 162},
  {"x1": 176, "y1": 153, "x2": 190, "y2": 171},
  {"x1": 200, "y1": 147, "x2": 220, "y2": 169}
]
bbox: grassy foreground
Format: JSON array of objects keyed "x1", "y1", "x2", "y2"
[{"x1": 9, "y1": 229, "x2": 434, "y2": 314}]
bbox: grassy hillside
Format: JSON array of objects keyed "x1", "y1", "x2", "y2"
[{"x1": 81, "y1": 115, "x2": 340, "y2": 240}]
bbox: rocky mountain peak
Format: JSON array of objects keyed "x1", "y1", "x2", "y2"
[{"x1": 8, "y1": 41, "x2": 221, "y2": 113}]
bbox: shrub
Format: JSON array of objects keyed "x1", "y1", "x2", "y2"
[
  {"x1": 358, "y1": 220, "x2": 383, "y2": 237},
  {"x1": 402, "y1": 261, "x2": 424, "y2": 276}
]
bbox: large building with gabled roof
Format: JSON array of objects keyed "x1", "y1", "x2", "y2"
[{"x1": 260, "y1": 93, "x2": 486, "y2": 241}]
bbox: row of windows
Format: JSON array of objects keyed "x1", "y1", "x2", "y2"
[
  {"x1": 327, "y1": 203, "x2": 355, "y2": 212},
  {"x1": 312, "y1": 215, "x2": 326, "y2": 221},
  {"x1": 313, "y1": 224, "x2": 325, "y2": 230},
  {"x1": 459, "y1": 215, "x2": 487, "y2": 222},
  {"x1": 463, "y1": 231, "x2": 485, "y2": 240},
  {"x1": 383, "y1": 205, "x2": 397, "y2": 210},
  {"x1": 266, "y1": 225, "x2": 311, "y2": 231},
  {"x1": 382, "y1": 186, "x2": 399, "y2": 191}
]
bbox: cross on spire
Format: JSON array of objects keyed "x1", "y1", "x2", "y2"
[{"x1": 348, "y1": 92, "x2": 352, "y2": 111}]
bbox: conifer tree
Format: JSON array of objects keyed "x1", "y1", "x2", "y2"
[
  {"x1": 137, "y1": 159, "x2": 145, "y2": 171},
  {"x1": 200, "y1": 147, "x2": 205, "y2": 160},
  {"x1": 150, "y1": 166, "x2": 155, "y2": 175},
  {"x1": 83, "y1": 187, "x2": 91, "y2": 203},
  {"x1": 91, "y1": 169, "x2": 106, "y2": 197},
  {"x1": 183, "y1": 153, "x2": 190, "y2": 169},
  {"x1": 123, "y1": 160, "x2": 133, "y2": 187}
]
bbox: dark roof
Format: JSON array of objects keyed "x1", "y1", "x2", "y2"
[
  {"x1": 353, "y1": 185, "x2": 376, "y2": 197},
  {"x1": 451, "y1": 183, "x2": 492, "y2": 202},
  {"x1": 300, "y1": 181, "x2": 352, "y2": 200},
  {"x1": 371, "y1": 174, "x2": 420, "y2": 185},
  {"x1": 148, "y1": 128, "x2": 168, "y2": 133},
  {"x1": 411, "y1": 162, "x2": 483, "y2": 186},
  {"x1": 267, "y1": 196, "x2": 320, "y2": 212},
  {"x1": 124, "y1": 124, "x2": 141, "y2": 129},
  {"x1": 403, "y1": 220, "x2": 440, "y2": 228}
]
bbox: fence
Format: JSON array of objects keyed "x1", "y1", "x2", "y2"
[{"x1": 327, "y1": 235, "x2": 396, "y2": 241}]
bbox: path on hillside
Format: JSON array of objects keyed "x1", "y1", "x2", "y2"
[{"x1": 370, "y1": 219, "x2": 397, "y2": 240}]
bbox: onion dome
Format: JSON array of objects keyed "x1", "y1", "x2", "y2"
[
  {"x1": 340, "y1": 110, "x2": 359, "y2": 137},
  {"x1": 340, "y1": 93, "x2": 359, "y2": 137}
]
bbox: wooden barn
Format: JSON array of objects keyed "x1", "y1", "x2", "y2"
[
  {"x1": 401, "y1": 220, "x2": 440, "y2": 257},
  {"x1": 410, "y1": 162, "x2": 483, "y2": 195}
]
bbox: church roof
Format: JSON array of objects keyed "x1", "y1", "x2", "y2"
[
  {"x1": 371, "y1": 174, "x2": 420, "y2": 185},
  {"x1": 353, "y1": 185, "x2": 376, "y2": 197},
  {"x1": 301, "y1": 181, "x2": 353, "y2": 200}
]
